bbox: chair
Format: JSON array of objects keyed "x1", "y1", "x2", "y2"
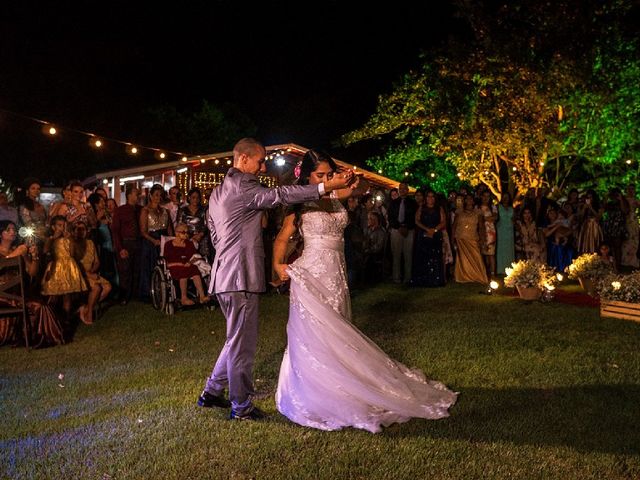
[
  {"x1": 150, "y1": 236, "x2": 213, "y2": 315},
  {"x1": 0, "y1": 256, "x2": 30, "y2": 348}
]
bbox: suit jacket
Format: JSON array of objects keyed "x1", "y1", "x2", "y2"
[
  {"x1": 207, "y1": 168, "x2": 320, "y2": 294},
  {"x1": 387, "y1": 196, "x2": 417, "y2": 230}
]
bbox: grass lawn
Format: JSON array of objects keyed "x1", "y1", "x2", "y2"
[{"x1": 1, "y1": 282, "x2": 639, "y2": 479}]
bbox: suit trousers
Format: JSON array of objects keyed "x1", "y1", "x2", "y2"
[
  {"x1": 206, "y1": 291, "x2": 259, "y2": 415},
  {"x1": 390, "y1": 228, "x2": 414, "y2": 283}
]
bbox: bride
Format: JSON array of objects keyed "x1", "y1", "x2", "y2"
[{"x1": 272, "y1": 150, "x2": 457, "y2": 433}]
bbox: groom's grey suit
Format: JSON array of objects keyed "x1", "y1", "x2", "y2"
[{"x1": 204, "y1": 167, "x2": 323, "y2": 415}]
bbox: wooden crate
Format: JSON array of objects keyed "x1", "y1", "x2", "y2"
[{"x1": 600, "y1": 300, "x2": 640, "y2": 323}]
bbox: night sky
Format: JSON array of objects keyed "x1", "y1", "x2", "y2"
[{"x1": 0, "y1": 2, "x2": 465, "y2": 184}]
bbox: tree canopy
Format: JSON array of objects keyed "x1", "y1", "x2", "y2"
[{"x1": 342, "y1": 0, "x2": 640, "y2": 199}]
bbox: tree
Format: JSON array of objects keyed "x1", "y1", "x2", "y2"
[{"x1": 342, "y1": 1, "x2": 640, "y2": 199}]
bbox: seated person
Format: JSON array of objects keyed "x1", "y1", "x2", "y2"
[
  {"x1": 0, "y1": 220, "x2": 64, "y2": 347},
  {"x1": 164, "y1": 224, "x2": 209, "y2": 305},
  {"x1": 71, "y1": 221, "x2": 112, "y2": 325}
]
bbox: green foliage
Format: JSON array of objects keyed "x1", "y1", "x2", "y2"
[
  {"x1": 343, "y1": 1, "x2": 640, "y2": 198},
  {"x1": 367, "y1": 143, "x2": 463, "y2": 193}
]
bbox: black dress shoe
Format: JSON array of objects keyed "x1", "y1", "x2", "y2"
[
  {"x1": 197, "y1": 391, "x2": 231, "y2": 409},
  {"x1": 229, "y1": 406, "x2": 266, "y2": 421}
]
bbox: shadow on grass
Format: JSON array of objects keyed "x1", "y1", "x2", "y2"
[{"x1": 384, "y1": 384, "x2": 640, "y2": 454}]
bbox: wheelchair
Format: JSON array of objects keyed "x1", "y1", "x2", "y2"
[{"x1": 150, "y1": 236, "x2": 215, "y2": 315}]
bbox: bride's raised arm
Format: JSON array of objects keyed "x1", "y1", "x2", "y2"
[{"x1": 273, "y1": 212, "x2": 297, "y2": 282}]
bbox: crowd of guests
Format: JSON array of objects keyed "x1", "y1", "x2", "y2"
[
  {"x1": 2, "y1": 173, "x2": 638, "y2": 347},
  {"x1": 340, "y1": 182, "x2": 640, "y2": 290},
  {"x1": 0, "y1": 177, "x2": 213, "y2": 347}
]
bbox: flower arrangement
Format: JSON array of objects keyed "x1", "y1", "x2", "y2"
[
  {"x1": 504, "y1": 260, "x2": 557, "y2": 289},
  {"x1": 566, "y1": 253, "x2": 614, "y2": 280},
  {"x1": 597, "y1": 272, "x2": 640, "y2": 303}
]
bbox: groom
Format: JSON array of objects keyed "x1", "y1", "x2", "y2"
[{"x1": 198, "y1": 138, "x2": 354, "y2": 420}]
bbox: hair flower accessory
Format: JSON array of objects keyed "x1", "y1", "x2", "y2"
[{"x1": 293, "y1": 160, "x2": 302, "y2": 179}]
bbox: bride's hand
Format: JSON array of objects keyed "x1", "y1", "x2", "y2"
[{"x1": 274, "y1": 263, "x2": 290, "y2": 281}]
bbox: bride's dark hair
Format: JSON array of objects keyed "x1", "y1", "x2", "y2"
[
  {"x1": 296, "y1": 150, "x2": 338, "y2": 186},
  {"x1": 290, "y1": 149, "x2": 339, "y2": 229}
]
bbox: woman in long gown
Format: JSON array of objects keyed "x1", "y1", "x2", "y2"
[
  {"x1": 452, "y1": 195, "x2": 488, "y2": 285},
  {"x1": 412, "y1": 190, "x2": 446, "y2": 287},
  {"x1": 621, "y1": 185, "x2": 639, "y2": 268},
  {"x1": 272, "y1": 150, "x2": 457, "y2": 433},
  {"x1": 496, "y1": 192, "x2": 515, "y2": 275}
]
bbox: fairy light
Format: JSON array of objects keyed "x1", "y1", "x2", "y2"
[
  {"x1": 430, "y1": 172, "x2": 435, "y2": 178},
  {"x1": 626, "y1": 160, "x2": 632, "y2": 165},
  {"x1": 226, "y1": 159, "x2": 232, "y2": 165},
  {"x1": 159, "y1": 152, "x2": 166, "y2": 159},
  {"x1": 94, "y1": 139, "x2": 103, "y2": 148},
  {"x1": 612, "y1": 281, "x2": 621, "y2": 290},
  {"x1": 378, "y1": 169, "x2": 383, "y2": 174},
  {"x1": 181, "y1": 156, "x2": 188, "y2": 162},
  {"x1": 200, "y1": 159, "x2": 206, "y2": 164},
  {"x1": 214, "y1": 159, "x2": 220, "y2": 165},
  {"x1": 539, "y1": 161, "x2": 545, "y2": 167},
  {"x1": 48, "y1": 126, "x2": 57, "y2": 135},
  {"x1": 130, "y1": 146, "x2": 138, "y2": 154},
  {"x1": 102, "y1": 179, "x2": 108, "y2": 185},
  {"x1": 556, "y1": 273, "x2": 564, "y2": 281},
  {"x1": 404, "y1": 171, "x2": 409, "y2": 176},
  {"x1": 512, "y1": 166, "x2": 517, "y2": 171}
]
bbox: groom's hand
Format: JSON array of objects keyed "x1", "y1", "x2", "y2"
[{"x1": 323, "y1": 170, "x2": 354, "y2": 192}]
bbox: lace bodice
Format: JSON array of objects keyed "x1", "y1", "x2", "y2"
[{"x1": 299, "y1": 199, "x2": 348, "y2": 241}]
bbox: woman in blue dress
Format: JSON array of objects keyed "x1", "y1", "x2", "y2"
[
  {"x1": 412, "y1": 190, "x2": 446, "y2": 287},
  {"x1": 496, "y1": 192, "x2": 515, "y2": 275}
]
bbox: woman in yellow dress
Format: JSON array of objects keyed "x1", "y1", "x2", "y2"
[
  {"x1": 452, "y1": 195, "x2": 489, "y2": 285},
  {"x1": 71, "y1": 221, "x2": 111, "y2": 325},
  {"x1": 41, "y1": 216, "x2": 88, "y2": 319}
]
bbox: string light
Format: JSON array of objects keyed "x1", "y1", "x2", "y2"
[
  {"x1": 378, "y1": 169, "x2": 383, "y2": 174},
  {"x1": 226, "y1": 159, "x2": 232, "y2": 165},
  {"x1": 626, "y1": 160, "x2": 632, "y2": 165},
  {"x1": 430, "y1": 172, "x2": 435, "y2": 178},
  {"x1": 0, "y1": 107, "x2": 193, "y2": 162}
]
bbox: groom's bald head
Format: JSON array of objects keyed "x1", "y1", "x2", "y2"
[{"x1": 233, "y1": 138, "x2": 267, "y2": 175}]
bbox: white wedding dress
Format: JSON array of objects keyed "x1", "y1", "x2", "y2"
[{"x1": 276, "y1": 196, "x2": 458, "y2": 433}]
